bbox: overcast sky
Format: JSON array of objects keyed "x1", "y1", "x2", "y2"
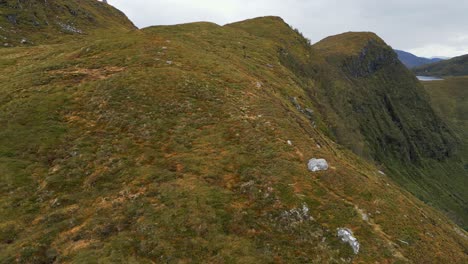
[{"x1": 110, "y1": 0, "x2": 468, "y2": 58}]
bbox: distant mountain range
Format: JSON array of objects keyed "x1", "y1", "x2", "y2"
[
  {"x1": 413, "y1": 54, "x2": 468, "y2": 76},
  {"x1": 394, "y1": 49, "x2": 445, "y2": 69}
]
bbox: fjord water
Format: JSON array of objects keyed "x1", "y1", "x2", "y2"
[{"x1": 417, "y1": 76, "x2": 444, "y2": 81}]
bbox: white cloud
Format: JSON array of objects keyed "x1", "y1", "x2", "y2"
[{"x1": 409, "y1": 45, "x2": 468, "y2": 58}]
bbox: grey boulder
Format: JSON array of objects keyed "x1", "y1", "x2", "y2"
[{"x1": 308, "y1": 158, "x2": 328, "y2": 172}]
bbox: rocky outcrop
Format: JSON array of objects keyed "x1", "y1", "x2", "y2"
[{"x1": 342, "y1": 39, "x2": 400, "y2": 78}]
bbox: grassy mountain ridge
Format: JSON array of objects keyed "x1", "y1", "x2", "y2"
[
  {"x1": 413, "y1": 54, "x2": 468, "y2": 76},
  {"x1": 0, "y1": 0, "x2": 136, "y2": 46},
  {"x1": 0, "y1": 11, "x2": 467, "y2": 264}
]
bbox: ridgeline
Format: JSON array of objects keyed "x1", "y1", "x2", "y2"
[{"x1": 0, "y1": 2, "x2": 466, "y2": 263}]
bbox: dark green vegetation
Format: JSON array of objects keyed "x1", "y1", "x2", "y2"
[
  {"x1": 0, "y1": 0, "x2": 135, "y2": 46},
  {"x1": 395, "y1": 49, "x2": 444, "y2": 69},
  {"x1": 423, "y1": 76, "x2": 468, "y2": 168},
  {"x1": 413, "y1": 54, "x2": 468, "y2": 77},
  {"x1": 0, "y1": 2, "x2": 467, "y2": 263}
]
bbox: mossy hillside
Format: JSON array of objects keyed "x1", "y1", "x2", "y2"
[
  {"x1": 0, "y1": 15, "x2": 467, "y2": 263},
  {"x1": 0, "y1": 0, "x2": 136, "y2": 46},
  {"x1": 413, "y1": 54, "x2": 468, "y2": 77},
  {"x1": 312, "y1": 32, "x2": 457, "y2": 162},
  {"x1": 418, "y1": 76, "x2": 468, "y2": 227},
  {"x1": 235, "y1": 22, "x2": 467, "y2": 229},
  {"x1": 422, "y1": 76, "x2": 468, "y2": 163},
  {"x1": 311, "y1": 33, "x2": 467, "y2": 229}
]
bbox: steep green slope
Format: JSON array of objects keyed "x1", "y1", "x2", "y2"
[
  {"x1": 422, "y1": 76, "x2": 468, "y2": 161},
  {"x1": 0, "y1": 14, "x2": 467, "y2": 263},
  {"x1": 313, "y1": 32, "x2": 456, "y2": 163},
  {"x1": 413, "y1": 54, "x2": 468, "y2": 76},
  {"x1": 311, "y1": 33, "x2": 467, "y2": 228},
  {"x1": 229, "y1": 19, "x2": 467, "y2": 229},
  {"x1": 0, "y1": 0, "x2": 136, "y2": 46}
]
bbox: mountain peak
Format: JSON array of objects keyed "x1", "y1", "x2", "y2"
[
  {"x1": 313, "y1": 31, "x2": 386, "y2": 57},
  {"x1": 225, "y1": 16, "x2": 297, "y2": 42},
  {"x1": 227, "y1": 16, "x2": 286, "y2": 25},
  {"x1": 312, "y1": 31, "x2": 399, "y2": 78},
  {"x1": 225, "y1": 15, "x2": 313, "y2": 57}
]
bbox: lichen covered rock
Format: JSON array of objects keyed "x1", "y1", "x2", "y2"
[
  {"x1": 337, "y1": 228, "x2": 360, "y2": 254},
  {"x1": 308, "y1": 158, "x2": 328, "y2": 172}
]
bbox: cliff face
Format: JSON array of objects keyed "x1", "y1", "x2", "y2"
[
  {"x1": 0, "y1": 0, "x2": 136, "y2": 46},
  {"x1": 314, "y1": 32, "x2": 457, "y2": 164},
  {"x1": 342, "y1": 39, "x2": 399, "y2": 77}
]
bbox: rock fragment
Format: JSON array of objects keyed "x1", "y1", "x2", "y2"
[{"x1": 337, "y1": 228, "x2": 360, "y2": 254}]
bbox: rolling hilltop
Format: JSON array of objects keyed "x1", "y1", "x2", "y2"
[
  {"x1": 413, "y1": 54, "x2": 468, "y2": 77},
  {"x1": 0, "y1": 1, "x2": 467, "y2": 263}
]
